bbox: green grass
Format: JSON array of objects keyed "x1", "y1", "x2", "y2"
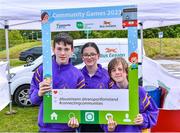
[
  {"x1": 0, "y1": 41, "x2": 41, "y2": 59},
  {"x1": 1, "y1": 59, "x2": 26, "y2": 67},
  {"x1": 10, "y1": 59, "x2": 26, "y2": 66},
  {"x1": 0, "y1": 105, "x2": 39, "y2": 132},
  {"x1": 144, "y1": 38, "x2": 180, "y2": 59}
]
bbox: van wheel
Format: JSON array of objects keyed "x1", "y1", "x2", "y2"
[{"x1": 14, "y1": 85, "x2": 32, "y2": 107}]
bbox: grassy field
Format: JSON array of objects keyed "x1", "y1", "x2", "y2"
[
  {"x1": 0, "y1": 41, "x2": 41, "y2": 66},
  {"x1": 0, "y1": 105, "x2": 39, "y2": 132},
  {"x1": 9, "y1": 59, "x2": 26, "y2": 66},
  {"x1": 0, "y1": 41, "x2": 41, "y2": 59},
  {"x1": 144, "y1": 38, "x2": 180, "y2": 59}
]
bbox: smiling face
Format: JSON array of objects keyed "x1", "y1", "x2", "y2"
[
  {"x1": 82, "y1": 46, "x2": 99, "y2": 67},
  {"x1": 110, "y1": 62, "x2": 127, "y2": 83},
  {"x1": 53, "y1": 41, "x2": 73, "y2": 65}
]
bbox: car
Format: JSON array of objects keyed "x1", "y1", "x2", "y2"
[
  {"x1": 10, "y1": 38, "x2": 143, "y2": 107},
  {"x1": 19, "y1": 46, "x2": 42, "y2": 63},
  {"x1": 10, "y1": 57, "x2": 42, "y2": 107}
]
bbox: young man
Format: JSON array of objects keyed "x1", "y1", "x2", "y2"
[
  {"x1": 102, "y1": 57, "x2": 159, "y2": 132},
  {"x1": 29, "y1": 33, "x2": 85, "y2": 132}
]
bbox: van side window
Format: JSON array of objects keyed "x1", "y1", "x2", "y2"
[{"x1": 71, "y1": 45, "x2": 83, "y2": 65}]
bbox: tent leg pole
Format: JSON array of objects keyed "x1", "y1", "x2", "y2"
[
  {"x1": 4, "y1": 20, "x2": 17, "y2": 115},
  {"x1": 139, "y1": 22, "x2": 144, "y2": 86}
]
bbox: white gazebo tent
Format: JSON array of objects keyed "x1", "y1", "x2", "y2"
[
  {"x1": 1, "y1": 0, "x2": 180, "y2": 30},
  {"x1": 1, "y1": 0, "x2": 180, "y2": 113}
]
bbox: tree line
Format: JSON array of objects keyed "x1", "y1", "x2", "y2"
[{"x1": 0, "y1": 24, "x2": 180, "y2": 51}]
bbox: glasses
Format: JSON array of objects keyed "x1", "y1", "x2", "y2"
[{"x1": 82, "y1": 53, "x2": 98, "y2": 58}]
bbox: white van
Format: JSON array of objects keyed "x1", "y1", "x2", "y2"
[
  {"x1": 73, "y1": 38, "x2": 142, "y2": 78},
  {"x1": 10, "y1": 38, "x2": 143, "y2": 107},
  {"x1": 73, "y1": 38, "x2": 142, "y2": 66}
]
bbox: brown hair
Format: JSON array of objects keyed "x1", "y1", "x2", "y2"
[
  {"x1": 53, "y1": 33, "x2": 73, "y2": 49},
  {"x1": 108, "y1": 57, "x2": 128, "y2": 80},
  {"x1": 41, "y1": 12, "x2": 48, "y2": 21},
  {"x1": 81, "y1": 42, "x2": 100, "y2": 54}
]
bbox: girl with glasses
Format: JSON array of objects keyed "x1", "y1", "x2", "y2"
[{"x1": 80, "y1": 42, "x2": 110, "y2": 132}]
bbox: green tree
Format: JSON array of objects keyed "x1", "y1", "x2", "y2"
[
  {"x1": 91, "y1": 30, "x2": 127, "y2": 38},
  {"x1": 9, "y1": 30, "x2": 24, "y2": 47},
  {"x1": 0, "y1": 30, "x2": 5, "y2": 50},
  {"x1": 143, "y1": 24, "x2": 180, "y2": 38},
  {"x1": 0, "y1": 30, "x2": 24, "y2": 51}
]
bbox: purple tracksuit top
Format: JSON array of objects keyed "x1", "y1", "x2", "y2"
[
  {"x1": 29, "y1": 56, "x2": 85, "y2": 132},
  {"x1": 102, "y1": 83, "x2": 159, "y2": 132},
  {"x1": 81, "y1": 64, "x2": 110, "y2": 89}
]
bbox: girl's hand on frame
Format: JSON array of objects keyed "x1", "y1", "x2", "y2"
[
  {"x1": 68, "y1": 117, "x2": 79, "y2": 128},
  {"x1": 134, "y1": 114, "x2": 144, "y2": 125},
  {"x1": 108, "y1": 117, "x2": 117, "y2": 132}
]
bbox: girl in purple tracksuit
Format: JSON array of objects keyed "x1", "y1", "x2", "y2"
[
  {"x1": 80, "y1": 42, "x2": 110, "y2": 132},
  {"x1": 102, "y1": 57, "x2": 159, "y2": 132},
  {"x1": 29, "y1": 33, "x2": 85, "y2": 132}
]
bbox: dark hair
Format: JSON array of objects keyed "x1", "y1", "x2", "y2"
[
  {"x1": 108, "y1": 57, "x2": 128, "y2": 81},
  {"x1": 53, "y1": 33, "x2": 73, "y2": 49},
  {"x1": 41, "y1": 12, "x2": 48, "y2": 20},
  {"x1": 81, "y1": 42, "x2": 100, "y2": 54}
]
